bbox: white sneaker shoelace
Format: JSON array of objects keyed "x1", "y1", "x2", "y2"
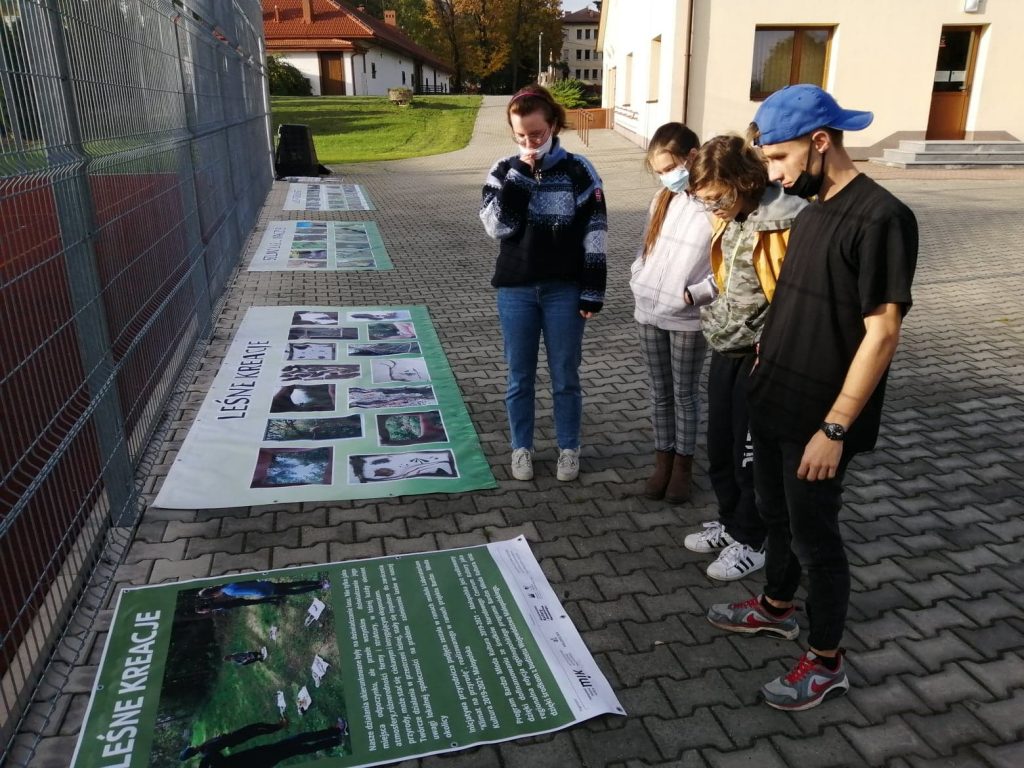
[
  {"x1": 556, "y1": 448, "x2": 580, "y2": 481},
  {"x1": 684, "y1": 521, "x2": 735, "y2": 553},
  {"x1": 511, "y1": 448, "x2": 533, "y2": 480}
]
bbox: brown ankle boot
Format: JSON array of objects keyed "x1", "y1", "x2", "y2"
[
  {"x1": 643, "y1": 450, "x2": 674, "y2": 499},
  {"x1": 664, "y1": 453, "x2": 693, "y2": 503}
]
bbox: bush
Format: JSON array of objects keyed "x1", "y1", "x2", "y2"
[
  {"x1": 548, "y1": 79, "x2": 588, "y2": 110},
  {"x1": 267, "y1": 55, "x2": 312, "y2": 96}
]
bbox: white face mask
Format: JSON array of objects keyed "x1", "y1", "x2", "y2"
[
  {"x1": 659, "y1": 166, "x2": 690, "y2": 194},
  {"x1": 519, "y1": 133, "x2": 553, "y2": 160}
]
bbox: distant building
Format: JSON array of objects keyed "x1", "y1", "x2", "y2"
[
  {"x1": 598, "y1": 0, "x2": 1024, "y2": 158},
  {"x1": 263, "y1": 0, "x2": 453, "y2": 96},
  {"x1": 561, "y1": 7, "x2": 603, "y2": 86}
]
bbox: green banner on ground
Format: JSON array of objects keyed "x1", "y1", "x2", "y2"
[
  {"x1": 248, "y1": 222, "x2": 393, "y2": 272},
  {"x1": 153, "y1": 306, "x2": 495, "y2": 509},
  {"x1": 71, "y1": 538, "x2": 623, "y2": 768}
]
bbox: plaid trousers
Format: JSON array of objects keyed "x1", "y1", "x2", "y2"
[{"x1": 637, "y1": 322, "x2": 707, "y2": 454}]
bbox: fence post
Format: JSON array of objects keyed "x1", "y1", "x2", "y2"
[
  {"x1": 22, "y1": 0, "x2": 135, "y2": 524},
  {"x1": 171, "y1": 11, "x2": 214, "y2": 339}
]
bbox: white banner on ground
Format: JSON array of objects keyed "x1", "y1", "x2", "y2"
[
  {"x1": 284, "y1": 183, "x2": 375, "y2": 211},
  {"x1": 247, "y1": 221, "x2": 392, "y2": 272},
  {"x1": 153, "y1": 305, "x2": 494, "y2": 509}
]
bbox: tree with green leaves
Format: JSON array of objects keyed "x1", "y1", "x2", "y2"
[
  {"x1": 412, "y1": 0, "x2": 561, "y2": 93},
  {"x1": 549, "y1": 78, "x2": 587, "y2": 109},
  {"x1": 266, "y1": 55, "x2": 312, "y2": 96}
]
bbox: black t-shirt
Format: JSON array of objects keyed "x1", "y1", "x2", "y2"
[{"x1": 748, "y1": 174, "x2": 918, "y2": 452}]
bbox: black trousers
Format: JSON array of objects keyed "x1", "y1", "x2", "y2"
[
  {"x1": 706, "y1": 351, "x2": 765, "y2": 547},
  {"x1": 752, "y1": 421, "x2": 856, "y2": 650}
]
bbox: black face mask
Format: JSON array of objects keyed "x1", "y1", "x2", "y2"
[{"x1": 784, "y1": 138, "x2": 826, "y2": 198}]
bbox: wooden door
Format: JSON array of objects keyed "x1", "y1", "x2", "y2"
[
  {"x1": 319, "y1": 53, "x2": 345, "y2": 95},
  {"x1": 926, "y1": 27, "x2": 979, "y2": 140}
]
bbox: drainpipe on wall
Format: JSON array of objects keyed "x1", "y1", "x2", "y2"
[{"x1": 681, "y1": 0, "x2": 694, "y2": 124}]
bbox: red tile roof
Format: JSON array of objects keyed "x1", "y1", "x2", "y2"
[
  {"x1": 262, "y1": 0, "x2": 452, "y2": 72},
  {"x1": 562, "y1": 8, "x2": 600, "y2": 24},
  {"x1": 267, "y1": 38, "x2": 359, "y2": 51}
]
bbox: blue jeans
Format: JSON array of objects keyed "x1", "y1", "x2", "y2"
[{"x1": 497, "y1": 282, "x2": 586, "y2": 451}]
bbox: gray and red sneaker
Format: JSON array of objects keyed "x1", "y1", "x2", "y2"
[
  {"x1": 706, "y1": 594, "x2": 799, "y2": 640},
  {"x1": 761, "y1": 650, "x2": 849, "y2": 710}
]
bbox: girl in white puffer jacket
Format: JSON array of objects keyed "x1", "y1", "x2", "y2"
[{"x1": 629, "y1": 123, "x2": 714, "y2": 503}]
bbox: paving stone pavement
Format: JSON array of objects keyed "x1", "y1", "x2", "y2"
[{"x1": 26, "y1": 96, "x2": 1024, "y2": 767}]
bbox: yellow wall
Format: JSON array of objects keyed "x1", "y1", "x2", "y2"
[{"x1": 601, "y1": 0, "x2": 1024, "y2": 151}]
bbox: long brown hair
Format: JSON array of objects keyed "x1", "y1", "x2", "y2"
[
  {"x1": 688, "y1": 134, "x2": 768, "y2": 211},
  {"x1": 643, "y1": 123, "x2": 700, "y2": 257},
  {"x1": 507, "y1": 85, "x2": 567, "y2": 134}
]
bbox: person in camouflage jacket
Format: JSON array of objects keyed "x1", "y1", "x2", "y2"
[{"x1": 682, "y1": 135, "x2": 805, "y2": 583}]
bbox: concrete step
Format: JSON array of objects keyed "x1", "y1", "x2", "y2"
[
  {"x1": 869, "y1": 155, "x2": 1024, "y2": 169},
  {"x1": 882, "y1": 148, "x2": 1024, "y2": 164},
  {"x1": 871, "y1": 139, "x2": 1024, "y2": 168},
  {"x1": 897, "y1": 140, "x2": 1024, "y2": 154}
]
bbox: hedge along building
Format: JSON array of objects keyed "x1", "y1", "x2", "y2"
[
  {"x1": 597, "y1": 0, "x2": 1024, "y2": 159},
  {"x1": 263, "y1": 0, "x2": 454, "y2": 96}
]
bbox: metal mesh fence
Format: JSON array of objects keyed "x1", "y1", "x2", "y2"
[{"x1": 0, "y1": 0, "x2": 272, "y2": 759}]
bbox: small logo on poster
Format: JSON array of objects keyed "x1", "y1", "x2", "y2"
[{"x1": 572, "y1": 668, "x2": 594, "y2": 689}]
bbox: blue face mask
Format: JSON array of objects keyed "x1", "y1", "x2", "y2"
[{"x1": 659, "y1": 166, "x2": 689, "y2": 193}]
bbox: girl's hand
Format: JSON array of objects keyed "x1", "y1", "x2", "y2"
[{"x1": 580, "y1": 310, "x2": 594, "y2": 320}]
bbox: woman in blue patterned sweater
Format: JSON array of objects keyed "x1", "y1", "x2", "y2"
[{"x1": 480, "y1": 85, "x2": 607, "y2": 483}]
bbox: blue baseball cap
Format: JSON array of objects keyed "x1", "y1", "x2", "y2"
[{"x1": 753, "y1": 85, "x2": 873, "y2": 146}]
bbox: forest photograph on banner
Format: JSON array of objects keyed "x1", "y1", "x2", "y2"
[
  {"x1": 70, "y1": 538, "x2": 624, "y2": 768},
  {"x1": 154, "y1": 306, "x2": 495, "y2": 509}
]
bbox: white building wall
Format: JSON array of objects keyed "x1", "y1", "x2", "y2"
[
  {"x1": 601, "y1": 0, "x2": 1024, "y2": 153},
  {"x1": 563, "y1": 22, "x2": 604, "y2": 83},
  {"x1": 278, "y1": 51, "x2": 323, "y2": 96},
  {"x1": 599, "y1": 0, "x2": 687, "y2": 146},
  {"x1": 422, "y1": 66, "x2": 452, "y2": 92},
  {"x1": 362, "y1": 44, "x2": 415, "y2": 95},
  {"x1": 277, "y1": 47, "x2": 452, "y2": 97}
]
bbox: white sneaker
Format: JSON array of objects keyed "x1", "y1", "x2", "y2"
[
  {"x1": 706, "y1": 541, "x2": 766, "y2": 582},
  {"x1": 556, "y1": 448, "x2": 580, "y2": 481},
  {"x1": 511, "y1": 448, "x2": 534, "y2": 480},
  {"x1": 684, "y1": 521, "x2": 735, "y2": 553}
]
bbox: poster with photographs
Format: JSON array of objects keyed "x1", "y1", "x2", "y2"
[
  {"x1": 71, "y1": 537, "x2": 624, "y2": 768},
  {"x1": 153, "y1": 306, "x2": 495, "y2": 509},
  {"x1": 278, "y1": 175, "x2": 342, "y2": 183},
  {"x1": 283, "y1": 183, "x2": 375, "y2": 212},
  {"x1": 248, "y1": 221, "x2": 392, "y2": 272}
]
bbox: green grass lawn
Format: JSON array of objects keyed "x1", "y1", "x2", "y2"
[{"x1": 270, "y1": 95, "x2": 482, "y2": 164}]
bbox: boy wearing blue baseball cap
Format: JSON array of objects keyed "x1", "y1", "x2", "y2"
[{"x1": 705, "y1": 85, "x2": 919, "y2": 710}]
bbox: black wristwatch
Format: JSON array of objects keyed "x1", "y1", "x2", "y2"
[{"x1": 820, "y1": 422, "x2": 847, "y2": 441}]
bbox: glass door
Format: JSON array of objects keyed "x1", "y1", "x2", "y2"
[{"x1": 926, "y1": 27, "x2": 980, "y2": 140}]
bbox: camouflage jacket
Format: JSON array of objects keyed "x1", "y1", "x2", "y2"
[{"x1": 700, "y1": 184, "x2": 806, "y2": 354}]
